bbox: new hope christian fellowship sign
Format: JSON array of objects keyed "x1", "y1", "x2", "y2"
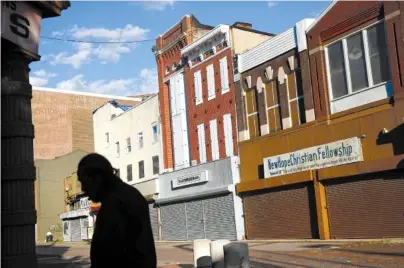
[
  {"x1": 1, "y1": 1, "x2": 42, "y2": 54},
  {"x1": 263, "y1": 137, "x2": 363, "y2": 178}
]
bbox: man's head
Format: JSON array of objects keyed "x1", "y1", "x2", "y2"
[{"x1": 77, "y1": 153, "x2": 117, "y2": 202}]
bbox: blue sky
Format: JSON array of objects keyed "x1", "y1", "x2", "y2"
[{"x1": 30, "y1": 0, "x2": 331, "y2": 96}]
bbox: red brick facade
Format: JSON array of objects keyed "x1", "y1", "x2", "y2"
[
  {"x1": 184, "y1": 48, "x2": 239, "y2": 164},
  {"x1": 155, "y1": 15, "x2": 212, "y2": 170},
  {"x1": 307, "y1": 1, "x2": 404, "y2": 119}
]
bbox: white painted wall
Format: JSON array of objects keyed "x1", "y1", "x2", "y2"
[{"x1": 93, "y1": 95, "x2": 162, "y2": 194}]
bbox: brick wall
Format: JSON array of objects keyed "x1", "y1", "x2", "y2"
[
  {"x1": 32, "y1": 89, "x2": 139, "y2": 159},
  {"x1": 184, "y1": 48, "x2": 239, "y2": 164},
  {"x1": 307, "y1": 1, "x2": 404, "y2": 118}
]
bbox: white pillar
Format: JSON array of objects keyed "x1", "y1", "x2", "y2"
[
  {"x1": 193, "y1": 239, "x2": 212, "y2": 268},
  {"x1": 211, "y1": 240, "x2": 230, "y2": 268}
]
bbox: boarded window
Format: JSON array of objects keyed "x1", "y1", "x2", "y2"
[{"x1": 127, "y1": 164, "x2": 132, "y2": 182}]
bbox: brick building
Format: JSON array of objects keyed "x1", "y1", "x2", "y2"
[
  {"x1": 32, "y1": 87, "x2": 142, "y2": 159},
  {"x1": 155, "y1": 16, "x2": 274, "y2": 241},
  {"x1": 236, "y1": 0, "x2": 404, "y2": 240}
]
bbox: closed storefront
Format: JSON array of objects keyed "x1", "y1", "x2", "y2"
[
  {"x1": 148, "y1": 203, "x2": 159, "y2": 241},
  {"x1": 70, "y1": 219, "x2": 81, "y2": 242},
  {"x1": 324, "y1": 172, "x2": 404, "y2": 239},
  {"x1": 160, "y1": 193, "x2": 237, "y2": 241},
  {"x1": 158, "y1": 157, "x2": 245, "y2": 241},
  {"x1": 244, "y1": 183, "x2": 318, "y2": 239}
]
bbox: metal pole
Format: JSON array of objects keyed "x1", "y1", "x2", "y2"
[{"x1": 1, "y1": 39, "x2": 38, "y2": 268}]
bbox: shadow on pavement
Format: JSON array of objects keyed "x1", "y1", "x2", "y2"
[
  {"x1": 37, "y1": 243, "x2": 91, "y2": 268},
  {"x1": 173, "y1": 244, "x2": 193, "y2": 252},
  {"x1": 336, "y1": 248, "x2": 404, "y2": 257}
]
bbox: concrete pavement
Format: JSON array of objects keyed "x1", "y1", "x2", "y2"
[{"x1": 37, "y1": 240, "x2": 404, "y2": 268}]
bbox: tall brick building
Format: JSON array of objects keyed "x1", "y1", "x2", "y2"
[{"x1": 32, "y1": 87, "x2": 142, "y2": 159}]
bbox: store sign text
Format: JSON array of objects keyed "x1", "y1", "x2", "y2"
[
  {"x1": 172, "y1": 171, "x2": 208, "y2": 189},
  {"x1": 263, "y1": 137, "x2": 363, "y2": 178},
  {"x1": 1, "y1": 1, "x2": 41, "y2": 54}
]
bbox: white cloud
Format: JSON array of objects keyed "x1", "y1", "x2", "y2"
[
  {"x1": 30, "y1": 69, "x2": 58, "y2": 87},
  {"x1": 49, "y1": 43, "x2": 92, "y2": 69},
  {"x1": 55, "y1": 68, "x2": 158, "y2": 96},
  {"x1": 136, "y1": 68, "x2": 158, "y2": 94},
  {"x1": 71, "y1": 24, "x2": 149, "y2": 42},
  {"x1": 143, "y1": 0, "x2": 175, "y2": 11},
  {"x1": 52, "y1": 30, "x2": 65, "y2": 37},
  {"x1": 30, "y1": 77, "x2": 49, "y2": 87},
  {"x1": 267, "y1": 0, "x2": 277, "y2": 8},
  {"x1": 47, "y1": 24, "x2": 150, "y2": 68}
]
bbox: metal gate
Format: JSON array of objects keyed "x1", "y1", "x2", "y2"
[
  {"x1": 244, "y1": 183, "x2": 318, "y2": 239},
  {"x1": 185, "y1": 200, "x2": 205, "y2": 240},
  {"x1": 80, "y1": 218, "x2": 89, "y2": 240},
  {"x1": 149, "y1": 203, "x2": 159, "y2": 241},
  {"x1": 203, "y1": 194, "x2": 237, "y2": 240},
  {"x1": 325, "y1": 172, "x2": 404, "y2": 239},
  {"x1": 70, "y1": 219, "x2": 82, "y2": 242},
  {"x1": 161, "y1": 194, "x2": 237, "y2": 241},
  {"x1": 161, "y1": 202, "x2": 187, "y2": 240}
]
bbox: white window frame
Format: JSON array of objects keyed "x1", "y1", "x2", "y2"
[
  {"x1": 194, "y1": 70, "x2": 203, "y2": 105},
  {"x1": 137, "y1": 132, "x2": 144, "y2": 149},
  {"x1": 152, "y1": 123, "x2": 159, "y2": 143},
  {"x1": 197, "y1": 123, "x2": 207, "y2": 163},
  {"x1": 223, "y1": 113, "x2": 234, "y2": 157},
  {"x1": 207, "y1": 64, "x2": 216, "y2": 101},
  {"x1": 220, "y1": 56, "x2": 230, "y2": 94},
  {"x1": 116, "y1": 141, "x2": 120, "y2": 158},
  {"x1": 324, "y1": 20, "x2": 392, "y2": 114},
  {"x1": 126, "y1": 137, "x2": 131, "y2": 153},
  {"x1": 209, "y1": 119, "x2": 220, "y2": 161}
]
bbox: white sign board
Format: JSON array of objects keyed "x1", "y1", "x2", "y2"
[
  {"x1": 1, "y1": 1, "x2": 42, "y2": 54},
  {"x1": 172, "y1": 170, "x2": 209, "y2": 189},
  {"x1": 263, "y1": 137, "x2": 363, "y2": 178}
]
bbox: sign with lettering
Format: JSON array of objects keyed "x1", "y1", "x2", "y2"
[
  {"x1": 263, "y1": 137, "x2": 363, "y2": 178},
  {"x1": 80, "y1": 197, "x2": 90, "y2": 209},
  {"x1": 172, "y1": 171, "x2": 209, "y2": 189},
  {"x1": 1, "y1": 1, "x2": 42, "y2": 54}
]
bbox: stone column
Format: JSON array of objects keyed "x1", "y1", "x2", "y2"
[{"x1": 1, "y1": 39, "x2": 38, "y2": 268}]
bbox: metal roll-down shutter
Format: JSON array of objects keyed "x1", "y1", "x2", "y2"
[
  {"x1": 203, "y1": 194, "x2": 237, "y2": 240},
  {"x1": 325, "y1": 172, "x2": 404, "y2": 239},
  {"x1": 185, "y1": 200, "x2": 205, "y2": 240},
  {"x1": 161, "y1": 202, "x2": 187, "y2": 241},
  {"x1": 244, "y1": 183, "x2": 318, "y2": 239},
  {"x1": 71, "y1": 218, "x2": 82, "y2": 241},
  {"x1": 149, "y1": 203, "x2": 159, "y2": 241}
]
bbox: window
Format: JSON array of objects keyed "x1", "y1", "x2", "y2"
[
  {"x1": 197, "y1": 124, "x2": 207, "y2": 163},
  {"x1": 223, "y1": 114, "x2": 233, "y2": 157},
  {"x1": 209, "y1": 119, "x2": 220, "y2": 161},
  {"x1": 265, "y1": 80, "x2": 282, "y2": 133},
  {"x1": 126, "y1": 137, "x2": 131, "y2": 153},
  {"x1": 165, "y1": 66, "x2": 170, "y2": 74},
  {"x1": 116, "y1": 168, "x2": 120, "y2": 177},
  {"x1": 207, "y1": 64, "x2": 215, "y2": 100},
  {"x1": 127, "y1": 164, "x2": 132, "y2": 182},
  {"x1": 194, "y1": 70, "x2": 203, "y2": 104},
  {"x1": 220, "y1": 56, "x2": 229, "y2": 93},
  {"x1": 173, "y1": 62, "x2": 178, "y2": 70},
  {"x1": 152, "y1": 156, "x2": 159, "y2": 175},
  {"x1": 105, "y1": 132, "x2": 109, "y2": 143},
  {"x1": 325, "y1": 22, "x2": 391, "y2": 113},
  {"x1": 152, "y1": 124, "x2": 158, "y2": 143},
  {"x1": 138, "y1": 160, "x2": 144, "y2": 179},
  {"x1": 116, "y1": 142, "x2": 120, "y2": 157},
  {"x1": 137, "y1": 132, "x2": 143, "y2": 149},
  {"x1": 246, "y1": 89, "x2": 261, "y2": 138}
]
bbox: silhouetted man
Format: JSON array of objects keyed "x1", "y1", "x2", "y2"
[{"x1": 77, "y1": 153, "x2": 157, "y2": 268}]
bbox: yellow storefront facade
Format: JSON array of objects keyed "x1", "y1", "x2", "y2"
[{"x1": 236, "y1": 1, "x2": 404, "y2": 240}]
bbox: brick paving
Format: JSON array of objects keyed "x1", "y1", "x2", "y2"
[{"x1": 37, "y1": 241, "x2": 404, "y2": 268}]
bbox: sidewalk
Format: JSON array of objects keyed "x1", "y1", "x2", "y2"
[{"x1": 37, "y1": 239, "x2": 404, "y2": 268}]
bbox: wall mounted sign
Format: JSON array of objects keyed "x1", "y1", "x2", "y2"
[
  {"x1": 172, "y1": 170, "x2": 209, "y2": 189},
  {"x1": 1, "y1": 1, "x2": 42, "y2": 54},
  {"x1": 80, "y1": 197, "x2": 90, "y2": 209},
  {"x1": 263, "y1": 137, "x2": 363, "y2": 178}
]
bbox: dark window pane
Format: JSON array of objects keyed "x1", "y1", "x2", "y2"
[
  {"x1": 138, "y1": 161, "x2": 144, "y2": 179},
  {"x1": 116, "y1": 169, "x2": 120, "y2": 178},
  {"x1": 347, "y1": 33, "x2": 368, "y2": 91},
  {"x1": 127, "y1": 164, "x2": 132, "y2": 182},
  {"x1": 367, "y1": 23, "x2": 390, "y2": 84},
  {"x1": 328, "y1": 41, "x2": 348, "y2": 98},
  {"x1": 152, "y1": 156, "x2": 159, "y2": 175}
]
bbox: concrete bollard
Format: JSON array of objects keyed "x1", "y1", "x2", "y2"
[
  {"x1": 223, "y1": 242, "x2": 249, "y2": 268},
  {"x1": 211, "y1": 240, "x2": 231, "y2": 268},
  {"x1": 193, "y1": 239, "x2": 212, "y2": 268}
]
